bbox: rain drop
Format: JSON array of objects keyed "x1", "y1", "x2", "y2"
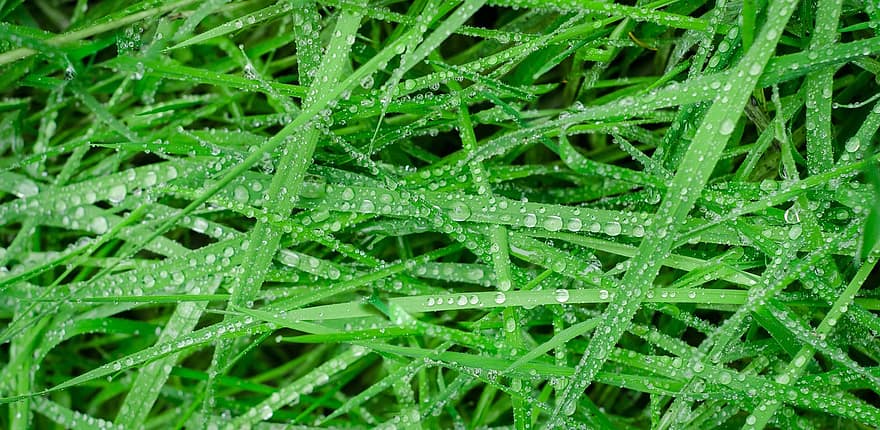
[
  {"x1": 543, "y1": 215, "x2": 563, "y2": 232},
  {"x1": 783, "y1": 206, "x2": 800, "y2": 224},
  {"x1": 233, "y1": 185, "x2": 249, "y2": 203},
  {"x1": 12, "y1": 180, "x2": 38, "y2": 198},
  {"x1": 341, "y1": 187, "x2": 355, "y2": 200},
  {"x1": 449, "y1": 202, "x2": 472, "y2": 222},
  {"x1": 108, "y1": 184, "x2": 127, "y2": 204},
  {"x1": 788, "y1": 225, "x2": 803, "y2": 240},
  {"x1": 604, "y1": 222, "x2": 622, "y2": 236},
  {"x1": 554, "y1": 289, "x2": 570, "y2": 303},
  {"x1": 91, "y1": 217, "x2": 109, "y2": 234},
  {"x1": 719, "y1": 119, "x2": 736, "y2": 135},
  {"x1": 523, "y1": 213, "x2": 537, "y2": 228},
  {"x1": 494, "y1": 292, "x2": 507, "y2": 304},
  {"x1": 845, "y1": 137, "x2": 860, "y2": 153}
]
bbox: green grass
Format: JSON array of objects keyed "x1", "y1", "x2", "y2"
[{"x1": 0, "y1": 0, "x2": 879, "y2": 429}]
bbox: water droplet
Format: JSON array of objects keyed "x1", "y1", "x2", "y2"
[
  {"x1": 632, "y1": 225, "x2": 645, "y2": 237},
  {"x1": 280, "y1": 250, "x2": 300, "y2": 266},
  {"x1": 554, "y1": 289, "x2": 570, "y2": 303},
  {"x1": 494, "y1": 292, "x2": 507, "y2": 304},
  {"x1": 498, "y1": 279, "x2": 511, "y2": 291},
  {"x1": 12, "y1": 180, "x2": 38, "y2": 198},
  {"x1": 233, "y1": 185, "x2": 249, "y2": 203},
  {"x1": 185, "y1": 217, "x2": 210, "y2": 236},
  {"x1": 65, "y1": 64, "x2": 77, "y2": 80},
  {"x1": 91, "y1": 217, "x2": 109, "y2": 234},
  {"x1": 783, "y1": 206, "x2": 800, "y2": 224},
  {"x1": 719, "y1": 119, "x2": 736, "y2": 135},
  {"x1": 562, "y1": 400, "x2": 577, "y2": 416},
  {"x1": 845, "y1": 137, "x2": 861, "y2": 153},
  {"x1": 566, "y1": 218, "x2": 582, "y2": 232},
  {"x1": 788, "y1": 225, "x2": 803, "y2": 240},
  {"x1": 260, "y1": 405, "x2": 273, "y2": 420},
  {"x1": 748, "y1": 62, "x2": 762, "y2": 76},
  {"x1": 598, "y1": 289, "x2": 609, "y2": 300},
  {"x1": 108, "y1": 184, "x2": 127, "y2": 203},
  {"x1": 449, "y1": 202, "x2": 472, "y2": 222},
  {"x1": 341, "y1": 187, "x2": 355, "y2": 200},
  {"x1": 143, "y1": 171, "x2": 158, "y2": 187},
  {"x1": 604, "y1": 222, "x2": 621, "y2": 236},
  {"x1": 523, "y1": 213, "x2": 537, "y2": 228},
  {"x1": 543, "y1": 215, "x2": 563, "y2": 231}
]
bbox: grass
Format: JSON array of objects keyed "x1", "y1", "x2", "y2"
[{"x1": 0, "y1": 0, "x2": 879, "y2": 429}]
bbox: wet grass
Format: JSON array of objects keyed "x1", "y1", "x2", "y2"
[{"x1": 0, "y1": 0, "x2": 879, "y2": 429}]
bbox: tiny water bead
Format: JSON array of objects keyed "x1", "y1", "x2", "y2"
[
  {"x1": 13, "y1": 179, "x2": 38, "y2": 197},
  {"x1": 449, "y1": 202, "x2": 472, "y2": 222},
  {"x1": 844, "y1": 137, "x2": 860, "y2": 153},
  {"x1": 632, "y1": 225, "x2": 645, "y2": 237},
  {"x1": 719, "y1": 118, "x2": 736, "y2": 135},
  {"x1": 748, "y1": 62, "x2": 762, "y2": 76},
  {"x1": 554, "y1": 289, "x2": 570, "y2": 303},
  {"x1": 498, "y1": 279, "x2": 512, "y2": 291},
  {"x1": 788, "y1": 224, "x2": 803, "y2": 240},
  {"x1": 604, "y1": 221, "x2": 622, "y2": 236},
  {"x1": 91, "y1": 217, "x2": 109, "y2": 234},
  {"x1": 783, "y1": 206, "x2": 800, "y2": 224},
  {"x1": 108, "y1": 184, "x2": 127, "y2": 204},
  {"x1": 233, "y1": 185, "x2": 249, "y2": 203},
  {"x1": 562, "y1": 400, "x2": 577, "y2": 416},
  {"x1": 522, "y1": 213, "x2": 538, "y2": 228},
  {"x1": 341, "y1": 187, "x2": 355, "y2": 200},
  {"x1": 540, "y1": 215, "x2": 562, "y2": 232},
  {"x1": 259, "y1": 406, "x2": 273, "y2": 420},
  {"x1": 143, "y1": 171, "x2": 158, "y2": 187}
]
